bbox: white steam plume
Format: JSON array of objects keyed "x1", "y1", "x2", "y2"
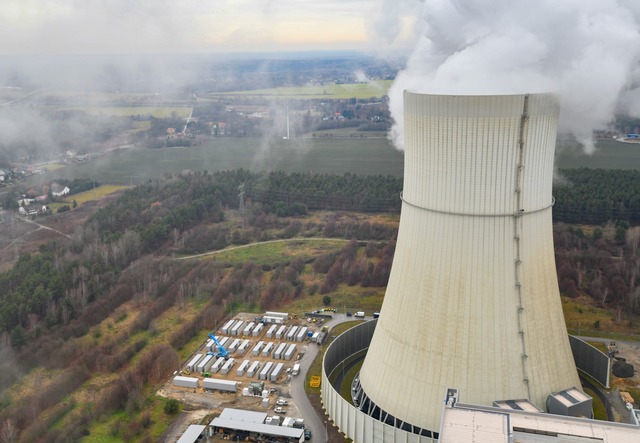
[{"x1": 389, "y1": 0, "x2": 640, "y2": 153}]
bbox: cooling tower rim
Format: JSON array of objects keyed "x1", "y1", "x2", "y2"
[{"x1": 403, "y1": 90, "x2": 559, "y2": 99}]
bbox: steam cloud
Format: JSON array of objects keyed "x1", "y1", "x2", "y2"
[{"x1": 388, "y1": 0, "x2": 640, "y2": 153}]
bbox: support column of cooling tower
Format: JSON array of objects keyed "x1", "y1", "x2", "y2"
[{"x1": 514, "y1": 94, "x2": 531, "y2": 400}]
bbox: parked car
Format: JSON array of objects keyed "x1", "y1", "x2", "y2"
[
  {"x1": 304, "y1": 429, "x2": 312, "y2": 440},
  {"x1": 276, "y1": 399, "x2": 288, "y2": 406},
  {"x1": 274, "y1": 406, "x2": 286, "y2": 414}
]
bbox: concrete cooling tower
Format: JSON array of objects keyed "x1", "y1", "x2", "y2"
[{"x1": 356, "y1": 92, "x2": 581, "y2": 436}]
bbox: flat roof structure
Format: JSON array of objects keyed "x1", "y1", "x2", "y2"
[
  {"x1": 177, "y1": 425, "x2": 206, "y2": 443},
  {"x1": 493, "y1": 399, "x2": 542, "y2": 413},
  {"x1": 210, "y1": 408, "x2": 303, "y2": 441},
  {"x1": 439, "y1": 390, "x2": 640, "y2": 443}
]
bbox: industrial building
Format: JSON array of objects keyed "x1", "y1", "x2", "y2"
[
  {"x1": 321, "y1": 92, "x2": 620, "y2": 442},
  {"x1": 209, "y1": 408, "x2": 304, "y2": 442}
]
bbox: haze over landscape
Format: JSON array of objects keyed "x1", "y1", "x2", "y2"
[{"x1": 1, "y1": 1, "x2": 640, "y2": 442}]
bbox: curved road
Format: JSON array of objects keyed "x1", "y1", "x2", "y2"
[{"x1": 290, "y1": 313, "x2": 357, "y2": 443}]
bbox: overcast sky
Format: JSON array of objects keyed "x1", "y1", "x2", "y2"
[{"x1": 0, "y1": 0, "x2": 421, "y2": 56}]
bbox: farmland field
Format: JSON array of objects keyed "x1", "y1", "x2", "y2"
[
  {"x1": 213, "y1": 80, "x2": 392, "y2": 99},
  {"x1": 60, "y1": 106, "x2": 192, "y2": 118},
  {"x1": 32, "y1": 135, "x2": 640, "y2": 188},
  {"x1": 37, "y1": 137, "x2": 404, "y2": 185}
]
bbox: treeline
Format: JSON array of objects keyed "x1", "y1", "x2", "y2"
[
  {"x1": 249, "y1": 171, "x2": 402, "y2": 213},
  {"x1": 553, "y1": 168, "x2": 640, "y2": 224},
  {"x1": 555, "y1": 222, "x2": 640, "y2": 315}
]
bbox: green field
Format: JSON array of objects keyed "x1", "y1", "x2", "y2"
[
  {"x1": 34, "y1": 137, "x2": 404, "y2": 185},
  {"x1": 215, "y1": 81, "x2": 392, "y2": 99},
  {"x1": 60, "y1": 106, "x2": 192, "y2": 118},
  {"x1": 30, "y1": 135, "x2": 640, "y2": 188}
]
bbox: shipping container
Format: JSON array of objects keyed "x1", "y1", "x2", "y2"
[
  {"x1": 292, "y1": 363, "x2": 300, "y2": 376},
  {"x1": 296, "y1": 327, "x2": 308, "y2": 342},
  {"x1": 274, "y1": 342, "x2": 287, "y2": 359},
  {"x1": 252, "y1": 323, "x2": 264, "y2": 336},
  {"x1": 311, "y1": 332, "x2": 320, "y2": 343},
  {"x1": 247, "y1": 360, "x2": 261, "y2": 378},
  {"x1": 173, "y1": 376, "x2": 199, "y2": 389},
  {"x1": 221, "y1": 319, "x2": 236, "y2": 335},
  {"x1": 266, "y1": 324, "x2": 277, "y2": 338},
  {"x1": 236, "y1": 359, "x2": 251, "y2": 377},
  {"x1": 230, "y1": 320, "x2": 245, "y2": 336},
  {"x1": 187, "y1": 354, "x2": 203, "y2": 372},
  {"x1": 228, "y1": 338, "x2": 241, "y2": 353},
  {"x1": 286, "y1": 326, "x2": 298, "y2": 341},
  {"x1": 275, "y1": 325, "x2": 287, "y2": 339},
  {"x1": 211, "y1": 357, "x2": 226, "y2": 374},
  {"x1": 252, "y1": 341, "x2": 265, "y2": 357},
  {"x1": 205, "y1": 339, "x2": 214, "y2": 352},
  {"x1": 262, "y1": 315, "x2": 284, "y2": 324},
  {"x1": 265, "y1": 311, "x2": 289, "y2": 320},
  {"x1": 284, "y1": 343, "x2": 297, "y2": 360},
  {"x1": 237, "y1": 339, "x2": 251, "y2": 356},
  {"x1": 270, "y1": 362, "x2": 284, "y2": 382},
  {"x1": 218, "y1": 336, "x2": 230, "y2": 349},
  {"x1": 197, "y1": 354, "x2": 214, "y2": 373},
  {"x1": 262, "y1": 342, "x2": 274, "y2": 357},
  {"x1": 243, "y1": 322, "x2": 255, "y2": 336},
  {"x1": 259, "y1": 361, "x2": 274, "y2": 380},
  {"x1": 220, "y1": 358, "x2": 235, "y2": 375},
  {"x1": 203, "y1": 378, "x2": 237, "y2": 393}
]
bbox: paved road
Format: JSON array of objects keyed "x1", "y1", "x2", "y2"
[
  {"x1": 290, "y1": 343, "x2": 325, "y2": 442},
  {"x1": 290, "y1": 313, "x2": 358, "y2": 442}
]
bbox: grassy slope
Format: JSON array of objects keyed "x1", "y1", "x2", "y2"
[{"x1": 215, "y1": 81, "x2": 393, "y2": 99}]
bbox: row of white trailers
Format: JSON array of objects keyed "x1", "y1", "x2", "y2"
[
  {"x1": 188, "y1": 341, "x2": 299, "y2": 375},
  {"x1": 220, "y1": 318, "x2": 312, "y2": 343},
  {"x1": 174, "y1": 360, "x2": 287, "y2": 392},
  {"x1": 173, "y1": 376, "x2": 238, "y2": 392}
]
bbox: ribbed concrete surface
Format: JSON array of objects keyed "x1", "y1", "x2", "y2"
[{"x1": 358, "y1": 92, "x2": 580, "y2": 433}]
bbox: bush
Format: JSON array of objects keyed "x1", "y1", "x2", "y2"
[
  {"x1": 322, "y1": 295, "x2": 332, "y2": 306},
  {"x1": 164, "y1": 399, "x2": 180, "y2": 415}
]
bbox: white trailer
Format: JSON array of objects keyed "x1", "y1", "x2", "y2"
[
  {"x1": 296, "y1": 326, "x2": 308, "y2": 342},
  {"x1": 252, "y1": 341, "x2": 265, "y2": 357},
  {"x1": 259, "y1": 361, "x2": 274, "y2": 380},
  {"x1": 265, "y1": 311, "x2": 289, "y2": 320},
  {"x1": 247, "y1": 360, "x2": 261, "y2": 377},
  {"x1": 284, "y1": 343, "x2": 297, "y2": 361},
  {"x1": 205, "y1": 339, "x2": 215, "y2": 351},
  {"x1": 218, "y1": 336, "x2": 230, "y2": 350},
  {"x1": 262, "y1": 342, "x2": 274, "y2": 357},
  {"x1": 211, "y1": 357, "x2": 226, "y2": 374},
  {"x1": 197, "y1": 354, "x2": 214, "y2": 373},
  {"x1": 274, "y1": 342, "x2": 287, "y2": 359},
  {"x1": 228, "y1": 338, "x2": 241, "y2": 353},
  {"x1": 237, "y1": 339, "x2": 251, "y2": 356},
  {"x1": 230, "y1": 320, "x2": 245, "y2": 336},
  {"x1": 173, "y1": 376, "x2": 199, "y2": 389},
  {"x1": 252, "y1": 323, "x2": 264, "y2": 336},
  {"x1": 236, "y1": 359, "x2": 251, "y2": 377},
  {"x1": 243, "y1": 322, "x2": 255, "y2": 336},
  {"x1": 220, "y1": 358, "x2": 235, "y2": 375},
  {"x1": 187, "y1": 354, "x2": 203, "y2": 372},
  {"x1": 221, "y1": 319, "x2": 236, "y2": 335},
  {"x1": 270, "y1": 362, "x2": 284, "y2": 382},
  {"x1": 292, "y1": 363, "x2": 300, "y2": 376},
  {"x1": 203, "y1": 378, "x2": 237, "y2": 393},
  {"x1": 286, "y1": 326, "x2": 298, "y2": 341},
  {"x1": 262, "y1": 315, "x2": 284, "y2": 324},
  {"x1": 275, "y1": 325, "x2": 287, "y2": 340},
  {"x1": 311, "y1": 331, "x2": 320, "y2": 343},
  {"x1": 266, "y1": 324, "x2": 277, "y2": 338}
]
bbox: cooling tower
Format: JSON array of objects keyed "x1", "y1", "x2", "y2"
[{"x1": 357, "y1": 92, "x2": 580, "y2": 435}]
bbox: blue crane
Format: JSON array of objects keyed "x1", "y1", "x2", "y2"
[{"x1": 208, "y1": 333, "x2": 229, "y2": 358}]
